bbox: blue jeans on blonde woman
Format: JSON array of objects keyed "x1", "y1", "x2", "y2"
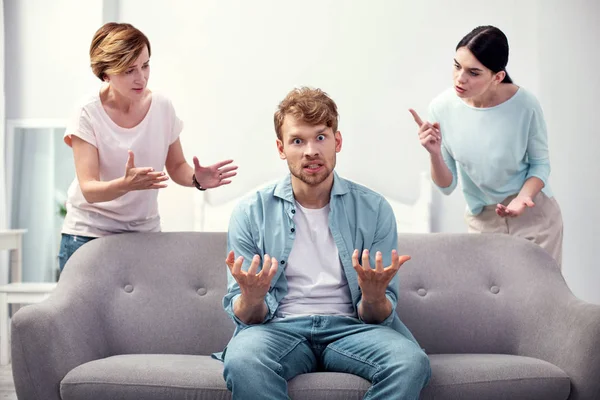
[
  {"x1": 58, "y1": 234, "x2": 96, "y2": 271},
  {"x1": 223, "y1": 315, "x2": 431, "y2": 400}
]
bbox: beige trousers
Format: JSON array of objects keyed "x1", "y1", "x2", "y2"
[{"x1": 465, "y1": 192, "x2": 564, "y2": 268}]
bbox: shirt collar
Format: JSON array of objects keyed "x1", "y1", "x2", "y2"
[{"x1": 273, "y1": 171, "x2": 350, "y2": 204}]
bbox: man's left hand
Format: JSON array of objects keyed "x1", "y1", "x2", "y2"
[{"x1": 352, "y1": 249, "x2": 411, "y2": 301}]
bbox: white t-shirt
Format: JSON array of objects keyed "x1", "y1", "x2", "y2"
[
  {"x1": 275, "y1": 202, "x2": 355, "y2": 318},
  {"x1": 61, "y1": 90, "x2": 183, "y2": 237}
]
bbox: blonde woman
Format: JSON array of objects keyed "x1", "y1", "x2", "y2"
[{"x1": 59, "y1": 22, "x2": 237, "y2": 270}]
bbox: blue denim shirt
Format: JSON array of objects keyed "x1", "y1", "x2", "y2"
[{"x1": 223, "y1": 172, "x2": 419, "y2": 346}]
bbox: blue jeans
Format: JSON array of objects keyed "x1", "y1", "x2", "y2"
[
  {"x1": 223, "y1": 315, "x2": 430, "y2": 400},
  {"x1": 58, "y1": 234, "x2": 97, "y2": 272}
]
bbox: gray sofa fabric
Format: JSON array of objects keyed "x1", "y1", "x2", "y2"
[
  {"x1": 11, "y1": 232, "x2": 600, "y2": 399},
  {"x1": 59, "y1": 353, "x2": 569, "y2": 400}
]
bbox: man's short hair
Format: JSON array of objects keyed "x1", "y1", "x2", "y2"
[{"x1": 274, "y1": 87, "x2": 339, "y2": 140}]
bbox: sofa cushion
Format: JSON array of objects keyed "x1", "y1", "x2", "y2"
[
  {"x1": 424, "y1": 354, "x2": 570, "y2": 399},
  {"x1": 61, "y1": 355, "x2": 229, "y2": 400},
  {"x1": 60, "y1": 353, "x2": 569, "y2": 400}
]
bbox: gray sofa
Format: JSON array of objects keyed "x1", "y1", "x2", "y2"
[{"x1": 11, "y1": 232, "x2": 600, "y2": 400}]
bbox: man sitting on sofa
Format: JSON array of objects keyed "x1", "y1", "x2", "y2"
[{"x1": 219, "y1": 87, "x2": 431, "y2": 399}]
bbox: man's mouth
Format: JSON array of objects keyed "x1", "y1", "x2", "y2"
[{"x1": 303, "y1": 163, "x2": 324, "y2": 172}]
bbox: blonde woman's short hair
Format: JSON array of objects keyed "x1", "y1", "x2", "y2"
[{"x1": 89, "y1": 22, "x2": 151, "y2": 81}]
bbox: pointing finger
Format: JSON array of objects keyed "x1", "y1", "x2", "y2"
[{"x1": 409, "y1": 108, "x2": 424, "y2": 127}]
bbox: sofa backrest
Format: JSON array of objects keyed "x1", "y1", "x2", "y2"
[
  {"x1": 58, "y1": 232, "x2": 567, "y2": 356},
  {"x1": 395, "y1": 233, "x2": 566, "y2": 354},
  {"x1": 59, "y1": 232, "x2": 233, "y2": 356}
]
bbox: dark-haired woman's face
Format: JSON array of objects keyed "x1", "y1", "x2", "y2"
[{"x1": 453, "y1": 47, "x2": 500, "y2": 99}]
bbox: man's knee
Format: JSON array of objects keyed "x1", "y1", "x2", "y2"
[
  {"x1": 407, "y1": 349, "x2": 431, "y2": 381},
  {"x1": 224, "y1": 350, "x2": 272, "y2": 390},
  {"x1": 385, "y1": 346, "x2": 431, "y2": 383}
]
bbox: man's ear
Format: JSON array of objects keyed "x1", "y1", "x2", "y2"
[
  {"x1": 276, "y1": 139, "x2": 286, "y2": 160},
  {"x1": 335, "y1": 131, "x2": 343, "y2": 153}
]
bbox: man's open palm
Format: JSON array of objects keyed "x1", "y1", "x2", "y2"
[
  {"x1": 226, "y1": 251, "x2": 278, "y2": 303},
  {"x1": 352, "y1": 249, "x2": 411, "y2": 301}
]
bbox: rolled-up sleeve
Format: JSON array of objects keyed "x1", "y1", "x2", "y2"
[
  {"x1": 525, "y1": 104, "x2": 551, "y2": 186},
  {"x1": 356, "y1": 198, "x2": 399, "y2": 327},
  {"x1": 223, "y1": 204, "x2": 278, "y2": 327},
  {"x1": 429, "y1": 104, "x2": 458, "y2": 195},
  {"x1": 437, "y1": 144, "x2": 459, "y2": 195}
]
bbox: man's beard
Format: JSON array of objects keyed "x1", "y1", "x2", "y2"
[{"x1": 289, "y1": 160, "x2": 335, "y2": 186}]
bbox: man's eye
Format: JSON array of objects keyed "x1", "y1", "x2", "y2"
[
  {"x1": 293, "y1": 139, "x2": 302, "y2": 145},
  {"x1": 317, "y1": 135, "x2": 325, "y2": 141}
]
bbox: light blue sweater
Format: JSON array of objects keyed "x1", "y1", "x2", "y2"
[{"x1": 429, "y1": 87, "x2": 553, "y2": 215}]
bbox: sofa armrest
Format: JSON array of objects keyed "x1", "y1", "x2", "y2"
[
  {"x1": 11, "y1": 293, "x2": 109, "y2": 400},
  {"x1": 518, "y1": 293, "x2": 600, "y2": 400}
]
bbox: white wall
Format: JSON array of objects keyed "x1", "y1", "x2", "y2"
[
  {"x1": 5, "y1": 0, "x2": 599, "y2": 303},
  {"x1": 537, "y1": 0, "x2": 600, "y2": 306},
  {"x1": 0, "y1": 1, "x2": 7, "y2": 284},
  {"x1": 4, "y1": 0, "x2": 102, "y2": 120},
  {"x1": 117, "y1": 0, "x2": 599, "y2": 304},
  {"x1": 119, "y1": 0, "x2": 544, "y2": 229}
]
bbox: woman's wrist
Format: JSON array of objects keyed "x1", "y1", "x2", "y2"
[
  {"x1": 111, "y1": 176, "x2": 129, "y2": 195},
  {"x1": 192, "y1": 174, "x2": 206, "y2": 191}
]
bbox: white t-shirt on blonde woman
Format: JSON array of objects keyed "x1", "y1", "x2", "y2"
[{"x1": 62, "y1": 90, "x2": 183, "y2": 237}]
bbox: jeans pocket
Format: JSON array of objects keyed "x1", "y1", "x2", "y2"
[{"x1": 58, "y1": 238, "x2": 69, "y2": 271}]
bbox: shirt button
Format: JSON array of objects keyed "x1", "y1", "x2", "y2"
[
  {"x1": 280, "y1": 260, "x2": 285, "y2": 265},
  {"x1": 291, "y1": 209, "x2": 296, "y2": 214},
  {"x1": 291, "y1": 228, "x2": 295, "y2": 233}
]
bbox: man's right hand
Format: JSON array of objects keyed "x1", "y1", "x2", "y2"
[
  {"x1": 122, "y1": 150, "x2": 170, "y2": 192},
  {"x1": 226, "y1": 251, "x2": 279, "y2": 307},
  {"x1": 409, "y1": 109, "x2": 442, "y2": 156}
]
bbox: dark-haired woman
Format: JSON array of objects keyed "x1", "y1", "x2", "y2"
[{"x1": 409, "y1": 25, "x2": 563, "y2": 267}]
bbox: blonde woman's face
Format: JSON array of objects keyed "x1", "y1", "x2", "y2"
[{"x1": 105, "y1": 45, "x2": 150, "y2": 99}]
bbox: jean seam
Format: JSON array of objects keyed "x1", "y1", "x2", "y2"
[
  {"x1": 325, "y1": 344, "x2": 380, "y2": 373},
  {"x1": 326, "y1": 344, "x2": 381, "y2": 400},
  {"x1": 274, "y1": 338, "x2": 306, "y2": 363},
  {"x1": 363, "y1": 370, "x2": 381, "y2": 400},
  {"x1": 275, "y1": 338, "x2": 309, "y2": 380}
]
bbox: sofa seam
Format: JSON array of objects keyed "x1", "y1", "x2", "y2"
[
  {"x1": 427, "y1": 375, "x2": 571, "y2": 388},
  {"x1": 61, "y1": 381, "x2": 227, "y2": 390}
]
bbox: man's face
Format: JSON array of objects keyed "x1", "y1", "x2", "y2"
[{"x1": 276, "y1": 115, "x2": 342, "y2": 187}]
